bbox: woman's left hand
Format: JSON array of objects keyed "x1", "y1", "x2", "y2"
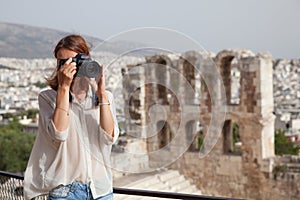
[
  {"x1": 87, "y1": 65, "x2": 108, "y2": 102},
  {"x1": 91, "y1": 65, "x2": 114, "y2": 136}
]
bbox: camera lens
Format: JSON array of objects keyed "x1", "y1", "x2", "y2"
[{"x1": 84, "y1": 61, "x2": 101, "y2": 78}]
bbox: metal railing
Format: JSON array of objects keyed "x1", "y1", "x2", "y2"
[{"x1": 0, "y1": 170, "x2": 242, "y2": 200}]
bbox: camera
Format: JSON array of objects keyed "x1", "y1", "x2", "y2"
[{"x1": 59, "y1": 53, "x2": 101, "y2": 78}]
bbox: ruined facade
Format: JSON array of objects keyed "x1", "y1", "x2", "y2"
[{"x1": 121, "y1": 49, "x2": 300, "y2": 200}]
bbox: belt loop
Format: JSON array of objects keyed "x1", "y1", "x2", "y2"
[
  {"x1": 86, "y1": 182, "x2": 90, "y2": 199},
  {"x1": 70, "y1": 182, "x2": 78, "y2": 191}
]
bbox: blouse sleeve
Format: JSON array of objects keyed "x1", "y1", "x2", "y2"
[{"x1": 38, "y1": 89, "x2": 69, "y2": 142}]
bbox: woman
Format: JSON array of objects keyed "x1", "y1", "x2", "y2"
[{"x1": 24, "y1": 34, "x2": 119, "y2": 200}]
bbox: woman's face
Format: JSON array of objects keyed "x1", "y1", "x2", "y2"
[
  {"x1": 56, "y1": 48, "x2": 77, "y2": 67},
  {"x1": 56, "y1": 48, "x2": 89, "y2": 94}
]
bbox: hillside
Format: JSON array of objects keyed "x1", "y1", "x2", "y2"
[
  {"x1": 0, "y1": 22, "x2": 162, "y2": 59},
  {"x1": 0, "y1": 22, "x2": 102, "y2": 58}
]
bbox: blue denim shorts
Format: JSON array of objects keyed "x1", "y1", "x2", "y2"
[{"x1": 48, "y1": 182, "x2": 113, "y2": 200}]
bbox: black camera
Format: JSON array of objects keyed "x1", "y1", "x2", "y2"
[{"x1": 59, "y1": 53, "x2": 101, "y2": 78}]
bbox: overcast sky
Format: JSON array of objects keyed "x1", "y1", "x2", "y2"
[{"x1": 0, "y1": 0, "x2": 299, "y2": 59}]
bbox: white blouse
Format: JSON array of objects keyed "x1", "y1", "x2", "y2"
[{"x1": 24, "y1": 88, "x2": 119, "y2": 200}]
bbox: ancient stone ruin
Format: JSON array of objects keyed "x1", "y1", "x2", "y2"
[{"x1": 121, "y1": 49, "x2": 300, "y2": 200}]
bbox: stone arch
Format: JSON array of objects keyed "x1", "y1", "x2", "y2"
[
  {"x1": 157, "y1": 120, "x2": 172, "y2": 149},
  {"x1": 215, "y1": 49, "x2": 255, "y2": 61},
  {"x1": 181, "y1": 52, "x2": 196, "y2": 104},
  {"x1": 215, "y1": 49, "x2": 254, "y2": 106},
  {"x1": 146, "y1": 54, "x2": 175, "y2": 105},
  {"x1": 185, "y1": 120, "x2": 201, "y2": 151},
  {"x1": 155, "y1": 58, "x2": 168, "y2": 104},
  {"x1": 222, "y1": 119, "x2": 242, "y2": 155},
  {"x1": 178, "y1": 51, "x2": 199, "y2": 105},
  {"x1": 128, "y1": 87, "x2": 142, "y2": 123},
  {"x1": 179, "y1": 50, "x2": 215, "y2": 106}
]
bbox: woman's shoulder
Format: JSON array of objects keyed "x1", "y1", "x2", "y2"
[
  {"x1": 38, "y1": 87, "x2": 57, "y2": 101},
  {"x1": 39, "y1": 87, "x2": 56, "y2": 95}
]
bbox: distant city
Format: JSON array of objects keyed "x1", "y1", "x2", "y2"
[
  {"x1": 0, "y1": 52, "x2": 300, "y2": 142},
  {"x1": 0, "y1": 51, "x2": 144, "y2": 124},
  {"x1": 1, "y1": 50, "x2": 300, "y2": 200}
]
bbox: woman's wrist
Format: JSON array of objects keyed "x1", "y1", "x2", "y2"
[
  {"x1": 97, "y1": 91, "x2": 109, "y2": 102},
  {"x1": 56, "y1": 85, "x2": 70, "y2": 109},
  {"x1": 57, "y1": 84, "x2": 70, "y2": 92},
  {"x1": 55, "y1": 106, "x2": 70, "y2": 116}
]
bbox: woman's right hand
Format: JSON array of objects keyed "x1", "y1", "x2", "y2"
[
  {"x1": 57, "y1": 58, "x2": 77, "y2": 89},
  {"x1": 54, "y1": 58, "x2": 76, "y2": 132}
]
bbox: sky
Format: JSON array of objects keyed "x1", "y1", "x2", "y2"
[{"x1": 0, "y1": 0, "x2": 299, "y2": 59}]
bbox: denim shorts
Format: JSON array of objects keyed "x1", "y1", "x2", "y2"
[{"x1": 48, "y1": 182, "x2": 113, "y2": 200}]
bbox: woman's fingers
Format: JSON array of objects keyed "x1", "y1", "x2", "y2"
[
  {"x1": 85, "y1": 77, "x2": 98, "y2": 91},
  {"x1": 98, "y1": 66, "x2": 106, "y2": 91},
  {"x1": 61, "y1": 59, "x2": 75, "y2": 73},
  {"x1": 58, "y1": 58, "x2": 77, "y2": 87}
]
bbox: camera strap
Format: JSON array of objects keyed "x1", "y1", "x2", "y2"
[
  {"x1": 92, "y1": 89, "x2": 99, "y2": 106},
  {"x1": 69, "y1": 92, "x2": 73, "y2": 103}
]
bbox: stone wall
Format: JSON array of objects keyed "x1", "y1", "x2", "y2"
[
  {"x1": 121, "y1": 49, "x2": 300, "y2": 199},
  {"x1": 171, "y1": 152, "x2": 300, "y2": 200}
]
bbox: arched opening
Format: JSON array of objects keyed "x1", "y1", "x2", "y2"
[
  {"x1": 232, "y1": 122, "x2": 242, "y2": 154},
  {"x1": 155, "y1": 59, "x2": 169, "y2": 105},
  {"x1": 230, "y1": 58, "x2": 241, "y2": 104},
  {"x1": 223, "y1": 120, "x2": 242, "y2": 155},
  {"x1": 168, "y1": 87, "x2": 180, "y2": 112},
  {"x1": 186, "y1": 120, "x2": 202, "y2": 151},
  {"x1": 128, "y1": 87, "x2": 141, "y2": 125},
  {"x1": 183, "y1": 59, "x2": 196, "y2": 104},
  {"x1": 220, "y1": 56, "x2": 241, "y2": 105},
  {"x1": 157, "y1": 121, "x2": 172, "y2": 149}
]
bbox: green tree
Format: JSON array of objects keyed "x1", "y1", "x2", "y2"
[
  {"x1": 2, "y1": 112, "x2": 14, "y2": 119},
  {"x1": 34, "y1": 81, "x2": 47, "y2": 88},
  {"x1": 232, "y1": 122, "x2": 240, "y2": 144},
  {"x1": 20, "y1": 108, "x2": 39, "y2": 119},
  {"x1": 0, "y1": 119, "x2": 36, "y2": 173},
  {"x1": 197, "y1": 134, "x2": 204, "y2": 150},
  {"x1": 275, "y1": 129, "x2": 300, "y2": 155}
]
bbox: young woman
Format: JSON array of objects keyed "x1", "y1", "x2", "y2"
[{"x1": 24, "y1": 34, "x2": 119, "y2": 200}]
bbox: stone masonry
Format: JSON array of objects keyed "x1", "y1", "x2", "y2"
[{"x1": 121, "y1": 49, "x2": 300, "y2": 200}]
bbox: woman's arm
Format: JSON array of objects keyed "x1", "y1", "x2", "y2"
[
  {"x1": 53, "y1": 58, "x2": 76, "y2": 132},
  {"x1": 53, "y1": 86, "x2": 70, "y2": 132},
  {"x1": 96, "y1": 68, "x2": 115, "y2": 137},
  {"x1": 98, "y1": 91, "x2": 115, "y2": 137}
]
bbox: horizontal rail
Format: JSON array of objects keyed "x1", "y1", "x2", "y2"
[
  {"x1": 113, "y1": 187, "x2": 241, "y2": 200},
  {"x1": 0, "y1": 170, "x2": 242, "y2": 200},
  {"x1": 0, "y1": 170, "x2": 24, "y2": 180}
]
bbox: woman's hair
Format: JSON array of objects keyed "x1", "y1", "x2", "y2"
[{"x1": 46, "y1": 34, "x2": 90, "y2": 90}]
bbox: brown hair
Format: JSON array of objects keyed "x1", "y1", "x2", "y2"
[{"x1": 46, "y1": 34, "x2": 90, "y2": 90}]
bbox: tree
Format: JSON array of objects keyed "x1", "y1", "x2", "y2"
[
  {"x1": 275, "y1": 129, "x2": 300, "y2": 155},
  {"x1": 20, "y1": 108, "x2": 39, "y2": 119},
  {"x1": 0, "y1": 118, "x2": 36, "y2": 173},
  {"x1": 34, "y1": 81, "x2": 47, "y2": 88}
]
